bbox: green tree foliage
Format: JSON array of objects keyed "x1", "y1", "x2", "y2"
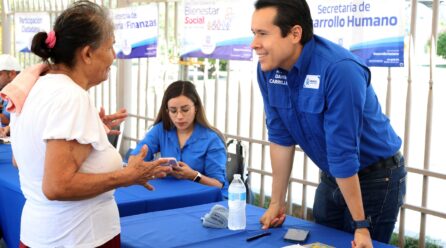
[
  {"x1": 437, "y1": 31, "x2": 446, "y2": 59},
  {"x1": 390, "y1": 233, "x2": 443, "y2": 248}
]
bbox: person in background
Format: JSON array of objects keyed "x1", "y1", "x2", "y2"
[
  {"x1": 0, "y1": 53, "x2": 17, "y2": 248},
  {"x1": 7, "y1": 1, "x2": 172, "y2": 247},
  {"x1": 131, "y1": 80, "x2": 228, "y2": 197},
  {"x1": 0, "y1": 54, "x2": 21, "y2": 137},
  {"x1": 250, "y1": 0, "x2": 406, "y2": 247}
]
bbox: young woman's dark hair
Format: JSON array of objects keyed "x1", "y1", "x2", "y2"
[
  {"x1": 154, "y1": 80, "x2": 225, "y2": 142},
  {"x1": 254, "y1": 0, "x2": 313, "y2": 44},
  {"x1": 31, "y1": 0, "x2": 114, "y2": 67}
]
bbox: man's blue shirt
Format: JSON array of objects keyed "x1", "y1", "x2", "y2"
[
  {"x1": 257, "y1": 35, "x2": 401, "y2": 178},
  {"x1": 131, "y1": 122, "x2": 228, "y2": 195}
]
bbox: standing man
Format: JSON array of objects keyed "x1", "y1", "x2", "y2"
[
  {"x1": 0, "y1": 54, "x2": 21, "y2": 136},
  {"x1": 251, "y1": 0, "x2": 406, "y2": 247}
]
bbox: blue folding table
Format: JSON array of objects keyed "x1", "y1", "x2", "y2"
[{"x1": 0, "y1": 144, "x2": 222, "y2": 248}]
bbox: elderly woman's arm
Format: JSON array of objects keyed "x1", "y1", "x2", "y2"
[{"x1": 42, "y1": 139, "x2": 171, "y2": 201}]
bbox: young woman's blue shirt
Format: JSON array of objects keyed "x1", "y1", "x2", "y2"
[{"x1": 131, "y1": 122, "x2": 228, "y2": 196}]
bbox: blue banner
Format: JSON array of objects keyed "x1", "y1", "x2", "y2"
[
  {"x1": 112, "y1": 5, "x2": 158, "y2": 59},
  {"x1": 180, "y1": 0, "x2": 255, "y2": 61},
  {"x1": 309, "y1": 0, "x2": 405, "y2": 67}
]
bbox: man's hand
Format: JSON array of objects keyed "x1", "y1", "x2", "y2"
[
  {"x1": 351, "y1": 228, "x2": 373, "y2": 248},
  {"x1": 99, "y1": 107, "x2": 128, "y2": 135},
  {"x1": 260, "y1": 202, "x2": 286, "y2": 229}
]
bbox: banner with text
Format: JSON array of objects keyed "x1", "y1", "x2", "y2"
[
  {"x1": 15, "y1": 12, "x2": 50, "y2": 53},
  {"x1": 180, "y1": 0, "x2": 254, "y2": 61},
  {"x1": 111, "y1": 4, "x2": 158, "y2": 59},
  {"x1": 309, "y1": 0, "x2": 405, "y2": 67}
]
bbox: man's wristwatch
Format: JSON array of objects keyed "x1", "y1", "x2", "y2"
[
  {"x1": 193, "y1": 171, "x2": 202, "y2": 182},
  {"x1": 352, "y1": 217, "x2": 371, "y2": 230}
]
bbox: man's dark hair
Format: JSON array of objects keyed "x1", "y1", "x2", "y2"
[{"x1": 254, "y1": 0, "x2": 313, "y2": 44}]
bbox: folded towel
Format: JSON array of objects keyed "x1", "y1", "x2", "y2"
[
  {"x1": 201, "y1": 204, "x2": 229, "y2": 229},
  {"x1": 0, "y1": 63, "x2": 48, "y2": 114}
]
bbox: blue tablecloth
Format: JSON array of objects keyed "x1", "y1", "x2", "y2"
[
  {"x1": 120, "y1": 201, "x2": 396, "y2": 248},
  {"x1": 115, "y1": 178, "x2": 223, "y2": 216},
  {"x1": 0, "y1": 144, "x2": 222, "y2": 248},
  {"x1": 0, "y1": 142, "x2": 13, "y2": 165}
]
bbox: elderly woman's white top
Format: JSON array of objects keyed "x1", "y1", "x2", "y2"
[{"x1": 11, "y1": 73, "x2": 122, "y2": 248}]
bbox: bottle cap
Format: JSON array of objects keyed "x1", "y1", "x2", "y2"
[{"x1": 234, "y1": 174, "x2": 241, "y2": 179}]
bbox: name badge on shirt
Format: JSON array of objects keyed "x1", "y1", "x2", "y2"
[
  {"x1": 303, "y1": 75, "x2": 320, "y2": 89},
  {"x1": 269, "y1": 70, "x2": 288, "y2": 85}
]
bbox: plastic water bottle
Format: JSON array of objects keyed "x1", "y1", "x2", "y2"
[{"x1": 228, "y1": 174, "x2": 246, "y2": 230}]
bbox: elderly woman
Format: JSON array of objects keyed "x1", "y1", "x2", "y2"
[{"x1": 9, "y1": 1, "x2": 171, "y2": 247}]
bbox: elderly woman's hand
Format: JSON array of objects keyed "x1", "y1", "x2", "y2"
[
  {"x1": 126, "y1": 145, "x2": 172, "y2": 190},
  {"x1": 99, "y1": 107, "x2": 128, "y2": 135}
]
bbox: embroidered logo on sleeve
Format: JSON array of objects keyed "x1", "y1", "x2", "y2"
[{"x1": 303, "y1": 75, "x2": 320, "y2": 89}]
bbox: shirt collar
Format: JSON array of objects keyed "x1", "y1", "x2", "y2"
[
  {"x1": 167, "y1": 122, "x2": 206, "y2": 145},
  {"x1": 293, "y1": 35, "x2": 316, "y2": 75}
]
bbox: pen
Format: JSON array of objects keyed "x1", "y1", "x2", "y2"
[{"x1": 246, "y1": 231, "x2": 272, "y2": 242}]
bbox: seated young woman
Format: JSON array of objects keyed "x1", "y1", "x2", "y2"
[{"x1": 131, "y1": 80, "x2": 228, "y2": 197}]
